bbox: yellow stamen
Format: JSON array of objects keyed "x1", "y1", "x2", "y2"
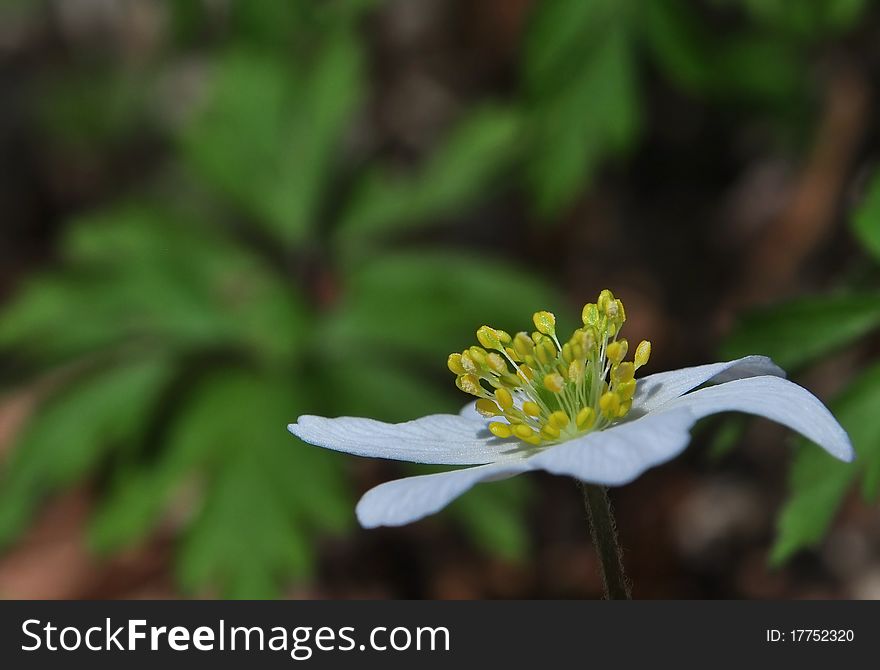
[
  {"x1": 616, "y1": 379, "x2": 636, "y2": 401},
  {"x1": 460, "y1": 350, "x2": 478, "y2": 372},
  {"x1": 576, "y1": 407, "x2": 595, "y2": 430},
  {"x1": 457, "y1": 374, "x2": 483, "y2": 396},
  {"x1": 489, "y1": 422, "x2": 512, "y2": 439},
  {"x1": 543, "y1": 373, "x2": 565, "y2": 393},
  {"x1": 513, "y1": 424, "x2": 537, "y2": 440},
  {"x1": 549, "y1": 411, "x2": 570, "y2": 429},
  {"x1": 634, "y1": 340, "x2": 651, "y2": 369},
  {"x1": 606, "y1": 339, "x2": 628, "y2": 365},
  {"x1": 447, "y1": 353, "x2": 466, "y2": 375},
  {"x1": 476, "y1": 399, "x2": 501, "y2": 417},
  {"x1": 522, "y1": 401, "x2": 542, "y2": 417},
  {"x1": 495, "y1": 387, "x2": 514, "y2": 410},
  {"x1": 486, "y1": 352, "x2": 507, "y2": 374},
  {"x1": 476, "y1": 325, "x2": 502, "y2": 350},
  {"x1": 599, "y1": 391, "x2": 620, "y2": 417},
  {"x1": 513, "y1": 332, "x2": 534, "y2": 358},
  {"x1": 450, "y1": 289, "x2": 653, "y2": 447},
  {"x1": 532, "y1": 311, "x2": 557, "y2": 337}
]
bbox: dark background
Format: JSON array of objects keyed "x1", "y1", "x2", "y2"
[{"x1": 1, "y1": 0, "x2": 879, "y2": 599}]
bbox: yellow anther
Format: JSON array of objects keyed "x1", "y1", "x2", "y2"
[
  {"x1": 476, "y1": 326, "x2": 502, "y2": 350},
  {"x1": 513, "y1": 332, "x2": 534, "y2": 358},
  {"x1": 451, "y1": 289, "x2": 653, "y2": 445},
  {"x1": 522, "y1": 401, "x2": 542, "y2": 417},
  {"x1": 469, "y1": 346, "x2": 488, "y2": 367},
  {"x1": 582, "y1": 302, "x2": 599, "y2": 326},
  {"x1": 576, "y1": 407, "x2": 595, "y2": 430},
  {"x1": 447, "y1": 353, "x2": 466, "y2": 375},
  {"x1": 494, "y1": 387, "x2": 514, "y2": 410},
  {"x1": 599, "y1": 391, "x2": 621, "y2": 417},
  {"x1": 460, "y1": 350, "x2": 478, "y2": 372},
  {"x1": 549, "y1": 411, "x2": 570, "y2": 429},
  {"x1": 616, "y1": 379, "x2": 636, "y2": 401},
  {"x1": 584, "y1": 328, "x2": 597, "y2": 349},
  {"x1": 543, "y1": 373, "x2": 565, "y2": 393},
  {"x1": 613, "y1": 362, "x2": 634, "y2": 383},
  {"x1": 568, "y1": 329, "x2": 587, "y2": 359},
  {"x1": 568, "y1": 359, "x2": 585, "y2": 383},
  {"x1": 501, "y1": 373, "x2": 522, "y2": 387},
  {"x1": 634, "y1": 340, "x2": 651, "y2": 369},
  {"x1": 486, "y1": 352, "x2": 507, "y2": 374},
  {"x1": 535, "y1": 340, "x2": 554, "y2": 366},
  {"x1": 489, "y1": 422, "x2": 512, "y2": 439},
  {"x1": 475, "y1": 399, "x2": 501, "y2": 416},
  {"x1": 540, "y1": 340, "x2": 557, "y2": 365},
  {"x1": 532, "y1": 311, "x2": 556, "y2": 337},
  {"x1": 606, "y1": 339, "x2": 628, "y2": 365},
  {"x1": 456, "y1": 374, "x2": 483, "y2": 396}
]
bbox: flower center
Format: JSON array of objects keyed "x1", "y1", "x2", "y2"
[{"x1": 448, "y1": 289, "x2": 651, "y2": 446}]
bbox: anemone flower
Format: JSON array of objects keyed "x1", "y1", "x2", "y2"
[{"x1": 288, "y1": 290, "x2": 852, "y2": 597}]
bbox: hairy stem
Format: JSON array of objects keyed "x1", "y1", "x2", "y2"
[{"x1": 580, "y1": 483, "x2": 631, "y2": 600}]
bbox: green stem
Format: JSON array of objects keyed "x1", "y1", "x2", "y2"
[{"x1": 580, "y1": 483, "x2": 631, "y2": 600}]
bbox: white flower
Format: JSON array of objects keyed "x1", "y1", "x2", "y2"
[{"x1": 288, "y1": 291, "x2": 853, "y2": 529}]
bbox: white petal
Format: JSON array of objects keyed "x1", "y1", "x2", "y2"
[
  {"x1": 663, "y1": 375, "x2": 853, "y2": 462},
  {"x1": 633, "y1": 355, "x2": 785, "y2": 415},
  {"x1": 526, "y1": 407, "x2": 698, "y2": 485},
  {"x1": 288, "y1": 414, "x2": 524, "y2": 465},
  {"x1": 356, "y1": 460, "x2": 533, "y2": 528}
]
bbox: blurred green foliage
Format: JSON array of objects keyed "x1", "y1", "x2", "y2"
[
  {"x1": 0, "y1": 0, "x2": 554, "y2": 597},
  {"x1": 724, "y1": 171, "x2": 880, "y2": 564},
  {"x1": 0, "y1": 0, "x2": 876, "y2": 595}
]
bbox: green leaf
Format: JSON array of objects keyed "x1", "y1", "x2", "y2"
[
  {"x1": 852, "y1": 171, "x2": 880, "y2": 263},
  {"x1": 322, "y1": 354, "x2": 456, "y2": 422},
  {"x1": 741, "y1": 0, "x2": 867, "y2": 39},
  {"x1": 447, "y1": 477, "x2": 531, "y2": 561},
  {"x1": 0, "y1": 204, "x2": 306, "y2": 364},
  {"x1": 181, "y1": 36, "x2": 363, "y2": 244},
  {"x1": 523, "y1": 0, "x2": 640, "y2": 215},
  {"x1": 705, "y1": 416, "x2": 748, "y2": 460},
  {"x1": 404, "y1": 463, "x2": 532, "y2": 561},
  {"x1": 225, "y1": 0, "x2": 311, "y2": 47},
  {"x1": 35, "y1": 69, "x2": 150, "y2": 148},
  {"x1": 722, "y1": 293, "x2": 880, "y2": 371},
  {"x1": 322, "y1": 251, "x2": 561, "y2": 359},
  {"x1": 89, "y1": 369, "x2": 351, "y2": 598},
  {"x1": 0, "y1": 357, "x2": 172, "y2": 545},
  {"x1": 337, "y1": 107, "x2": 522, "y2": 242},
  {"x1": 643, "y1": 0, "x2": 802, "y2": 103},
  {"x1": 771, "y1": 362, "x2": 880, "y2": 563}
]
